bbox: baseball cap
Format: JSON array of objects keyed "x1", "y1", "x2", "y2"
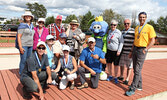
[
  {"x1": 62, "y1": 45, "x2": 70, "y2": 51},
  {"x1": 56, "y1": 15, "x2": 62, "y2": 20},
  {"x1": 38, "y1": 18, "x2": 45, "y2": 23},
  {"x1": 46, "y1": 35, "x2": 54, "y2": 40},
  {"x1": 87, "y1": 37, "x2": 95, "y2": 43},
  {"x1": 59, "y1": 33, "x2": 67, "y2": 38},
  {"x1": 37, "y1": 41, "x2": 46, "y2": 48}
]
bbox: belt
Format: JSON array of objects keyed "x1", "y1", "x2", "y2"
[{"x1": 134, "y1": 46, "x2": 146, "y2": 49}]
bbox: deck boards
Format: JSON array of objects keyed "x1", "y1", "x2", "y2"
[{"x1": 0, "y1": 59, "x2": 167, "y2": 100}]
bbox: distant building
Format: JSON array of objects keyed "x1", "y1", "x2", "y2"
[{"x1": 0, "y1": 17, "x2": 7, "y2": 24}]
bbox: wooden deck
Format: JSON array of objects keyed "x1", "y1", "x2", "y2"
[{"x1": 0, "y1": 59, "x2": 167, "y2": 100}]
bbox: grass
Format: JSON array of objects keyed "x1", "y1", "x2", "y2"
[{"x1": 0, "y1": 39, "x2": 15, "y2": 43}]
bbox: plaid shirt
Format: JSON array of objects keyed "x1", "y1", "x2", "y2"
[{"x1": 47, "y1": 23, "x2": 65, "y2": 40}]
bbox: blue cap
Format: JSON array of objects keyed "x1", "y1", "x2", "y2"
[{"x1": 59, "y1": 33, "x2": 67, "y2": 38}]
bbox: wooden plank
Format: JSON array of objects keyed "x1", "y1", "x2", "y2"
[
  {"x1": 6, "y1": 70, "x2": 24, "y2": 100},
  {"x1": 1, "y1": 70, "x2": 19, "y2": 100},
  {"x1": 45, "y1": 85, "x2": 62, "y2": 100},
  {"x1": 74, "y1": 88, "x2": 95, "y2": 100},
  {"x1": 0, "y1": 71, "x2": 10, "y2": 100}
]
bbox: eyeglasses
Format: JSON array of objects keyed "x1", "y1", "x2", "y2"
[
  {"x1": 37, "y1": 47, "x2": 46, "y2": 50},
  {"x1": 39, "y1": 21, "x2": 44, "y2": 24},
  {"x1": 124, "y1": 23, "x2": 130, "y2": 25},
  {"x1": 48, "y1": 39, "x2": 54, "y2": 41},
  {"x1": 111, "y1": 24, "x2": 117, "y2": 26}
]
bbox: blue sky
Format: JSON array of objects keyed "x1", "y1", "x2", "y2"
[{"x1": 0, "y1": 0, "x2": 167, "y2": 23}]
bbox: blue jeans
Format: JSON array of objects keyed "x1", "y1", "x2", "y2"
[{"x1": 19, "y1": 46, "x2": 33, "y2": 74}]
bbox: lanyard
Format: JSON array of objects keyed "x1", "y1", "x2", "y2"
[
  {"x1": 123, "y1": 28, "x2": 131, "y2": 37},
  {"x1": 55, "y1": 24, "x2": 62, "y2": 33},
  {"x1": 138, "y1": 23, "x2": 146, "y2": 35},
  {"x1": 37, "y1": 27, "x2": 44, "y2": 38},
  {"x1": 46, "y1": 44, "x2": 53, "y2": 57},
  {"x1": 108, "y1": 29, "x2": 116, "y2": 40},
  {"x1": 35, "y1": 52, "x2": 42, "y2": 68},
  {"x1": 27, "y1": 23, "x2": 33, "y2": 31},
  {"x1": 63, "y1": 55, "x2": 70, "y2": 68}
]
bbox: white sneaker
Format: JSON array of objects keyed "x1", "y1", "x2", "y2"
[
  {"x1": 136, "y1": 88, "x2": 142, "y2": 91},
  {"x1": 52, "y1": 80, "x2": 58, "y2": 85}
]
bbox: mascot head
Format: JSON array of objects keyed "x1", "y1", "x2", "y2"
[{"x1": 89, "y1": 16, "x2": 108, "y2": 37}]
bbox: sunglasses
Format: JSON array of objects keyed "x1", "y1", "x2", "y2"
[
  {"x1": 39, "y1": 21, "x2": 44, "y2": 24},
  {"x1": 124, "y1": 23, "x2": 130, "y2": 25},
  {"x1": 111, "y1": 24, "x2": 117, "y2": 26},
  {"x1": 37, "y1": 47, "x2": 46, "y2": 50},
  {"x1": 48, "y1": 39, "x2": 54, "y2": 41}
]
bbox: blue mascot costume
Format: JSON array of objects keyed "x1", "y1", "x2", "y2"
[{"x1": 89, "y1": 16, "x2": 108, "y2": 71}]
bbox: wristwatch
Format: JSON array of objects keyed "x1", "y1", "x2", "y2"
[{"x1": 144, "y1": 48, "x2": 148, "y2": 52}]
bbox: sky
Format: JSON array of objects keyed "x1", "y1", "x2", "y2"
[{"x1": 0, "y1": 0, "x2": 167, "y2": 23}]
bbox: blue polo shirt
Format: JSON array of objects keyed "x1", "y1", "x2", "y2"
[{"x1": 80, "y1": 46, "x2": 105, "y2": 73}]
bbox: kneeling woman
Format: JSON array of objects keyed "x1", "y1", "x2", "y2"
[{"x1": 53, "y1": 45, "x2": 77, "y2": 90}]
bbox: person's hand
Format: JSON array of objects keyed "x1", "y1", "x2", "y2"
[
  {"x1": 89, "y1": 69, "x2": 96, "y2": 75},
  {"x1": 19, "y1": 48, "x2": 25, "y2": 54},
  {"x1": 73, "y1": 35, "x2": 77, "y2": 39},
  {"x1": 128, "y1": 52, "x2": 132, "y2": 58},
  {"x1": 91, "y1": 54, "x2": 99, "y2": 60},
  {"x1": 39, "y1": 90, "x2": 44, "y2": 100},
  {"x1": 66, "y1": 69, "x2": 71, "y2": 74},
  {"x1": 46, "y1": 77, "x2": 52, "y2": 84},
  {"x1": 143, "y1": 49, "x2": 148, "y2": 54},
  {"x1": 117, "y1": 52, "x2": 120, "y2": 56}
]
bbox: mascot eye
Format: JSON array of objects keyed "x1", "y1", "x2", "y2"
[{"x1": 93, "y1": 25, "x2": 102, "y2": 29}]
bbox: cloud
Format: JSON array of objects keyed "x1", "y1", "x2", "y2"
[{"x1": 0, "y1": 0, "x2": 166, "y2": 22}]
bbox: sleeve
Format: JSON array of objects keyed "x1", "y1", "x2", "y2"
[
  {"x1": 118, "y1": 32, "x2": 124, "y2": 53},
  {"x1": 79, "y1": 49, "x2": 86, "y2": 62},
  {"x1": 18, "y1": 29, "x2": 24, "y2": 34},
  {"x1": 27, "y1": 57, "x2": 37, "y2": 72},
  {"x1": 100, "y1": 50, "x2": 105, "y2": 59},
  {"x1": 149, "y1": 26, "x2": 156, "y2": 39}
]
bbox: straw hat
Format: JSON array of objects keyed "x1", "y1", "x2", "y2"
[
  {"x1": 22, "y1": 10, "x2": 34, "y2": 19},
  {"x1": 70, "y1": 20, "x2": 80, "y2": 26}
]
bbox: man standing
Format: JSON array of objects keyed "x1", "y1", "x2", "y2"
[
  {"x1": 118, "y1": 19, "x2": 135, "y2": 85},
  {"x1": 77, "y1": 37, "x2": 106, "y2": 89},
  {"x1": 125, "y1": 12, "x2": 156, "y2": 96},
  {"x1": 48, "y1": 15, "x2": 65, "y2": 40},
  {"x1": 20, "y1": 41, "x2": 57, "y2": 99}
]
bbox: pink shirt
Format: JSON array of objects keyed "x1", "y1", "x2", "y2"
[{"x1": 33, "y1": 26, "x2": 49, "y2": 50}]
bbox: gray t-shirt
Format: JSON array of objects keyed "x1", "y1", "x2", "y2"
[
  {"x1": 21, "y1": 52, "x2": 49, "y2": 77},
  {"x1": 107, "y1": 29, "x2": 124, "y2": 52},
  {"x1": 18, "y1": 28, "x2": 35, "y2": 46}
]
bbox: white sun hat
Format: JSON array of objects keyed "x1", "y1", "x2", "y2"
[
  {"x1": 38, "y1": 18, "x2": 45, "y2": 23},
  {"x1": 22, "y1": 10, "x2": 34, "y2": 19}
]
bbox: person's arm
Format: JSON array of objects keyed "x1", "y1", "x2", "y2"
[
  {"x1": 91, "y1": 54, "x2": 106, "y2": 64},
  {"x1": 31, "y1": 71, "x2": 44, "y2": 100},
  {"x1": 80, "y1": 60, "x2": 96, "y2": 75},
  {"x1": 65, "y1": 24, "x2": 70, "y2": 36},
  {"x1": 117, "y1": 33, "x2": 124, "y2": 56},
  {"x1": 53, "y1": 60, "x2": 61, "y2": 73},
  {"x1": 69, "y1": 57, "x2": 77, "y2": 74},
  {"x1": 17, "y1": 33, "x2": 24, "y2": 54},
  {"x1": 46, "y1": 66, "x2": 52, "y2": 84},
  {"x1": 143, "y1": 37, "x2": 155, "y2": 54}
]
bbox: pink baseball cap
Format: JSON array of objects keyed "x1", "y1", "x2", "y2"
[{"x1": 56, "y1": 15, "x2": 62, "y2": 20}]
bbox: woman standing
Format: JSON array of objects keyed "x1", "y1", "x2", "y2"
[
  {"x1": 106, "y1": 20, "x2": 123, "y2": 83},
  {"x1": 53, "y1": 45, "x2": 77, "y2": 90},
  {"x1": 17, "y1": 10, "x2": 35, "y2": 74},
  {"x1": 66, "y1": 20, "x2": 85, "y2": 61},
  {"x1": 33, "y1": 18, "x2": 49, "y2": 51}
]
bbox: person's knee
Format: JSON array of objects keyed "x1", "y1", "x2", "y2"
[
  {"x1": 29, "y1": 84, "x2": 38, "y2": 92},
  {"x1": 91, "y1": 84, "x2": 98, "y2": 89},
  {"x1": 51, "y1": 72, "x2": 57, "y2": 80}
]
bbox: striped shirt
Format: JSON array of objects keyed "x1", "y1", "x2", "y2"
[{"x1": 122, "y1": 28, "x2": 135, "y2": 54}]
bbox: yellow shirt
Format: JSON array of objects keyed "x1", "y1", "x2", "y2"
[{"x1": 134, "y1": 24, "x2": 156, "y2": 47}]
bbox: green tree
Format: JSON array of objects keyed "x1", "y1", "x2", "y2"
[
  {"x1": 45, "y1": 16, "x2": 55, "y2": 26},
  {"x1": 26, "y1": 2, "x2": 47, "y2": 22},
  {"x1": 157, "y1": 16, "x2": 167, "y2": 34},
  {"x1": 63, "y1": 14, "x2": 78, "y2": 23},
  {"x1": 80, "y1": 11, "x2": 95, "y2": 32},
  {"x1": 101, "y1": 9, "x2": 124, "y2": 30},
  {"x1": 147, "y1": 19, "x2": 158, "y2": 31}
]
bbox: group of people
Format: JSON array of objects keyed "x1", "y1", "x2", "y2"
[{"x1": 17, "y1": 10, "x2": 156, "y2": 99}]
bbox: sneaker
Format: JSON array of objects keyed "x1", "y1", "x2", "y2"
[
  {"x1": 118, "y1": 77, "x2": 124, "y2": 81},
  {"x1": 136, "y1": 87, "x2": 143, "y2": 91},
  {"x1": 114, "y1": 78, "x2": 119, "y2": 84},
  {"x1": 77, "y1": 82, "x2": 88, "y2": 89},
  {"x1": 123, "y1": 80, "x2": 129, "y2": 85},
  {"x1": 106, "y1": 76, "x2": 113, "y2": 81},
  {"x1": 70, "y1": 84, "x2": 75, "y2": 90},
  {"x1": 22, "y1": 87, "x2": 32, "y2": 99},
  {"x1": 125, "y1": 89, "x2": 135, "y2": 96},
  {"x1": 52, "y1": 80, "x2": 58, "y2": 85}
]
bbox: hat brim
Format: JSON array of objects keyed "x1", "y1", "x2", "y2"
[
  {"x1": 70, "y1": 22, "x2": 80, "y2": 26},
  {"x1": 22, "y1": 14, "x2": 34, "y2": 19}
]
